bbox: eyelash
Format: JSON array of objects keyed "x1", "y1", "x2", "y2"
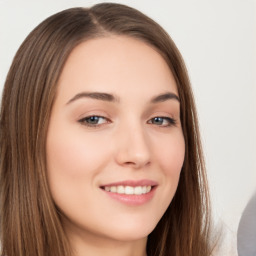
[
  {"x1": 78, "y1": 115, "x2": 177, "y2": 128},
  {"x1": 78, "y1": 116, "x2": 110, "y2": 128},
  {"x1": 147, "y1": 116, "x2": 177, "y2": 127}
]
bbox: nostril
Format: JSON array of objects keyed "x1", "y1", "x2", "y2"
[{"x1": 123, "y1": 160, "x2": 151, "y2": 169}]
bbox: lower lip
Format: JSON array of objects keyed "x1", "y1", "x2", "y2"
[{"x1": 101, "y1": 186, "x2": 157, "y2": 206}]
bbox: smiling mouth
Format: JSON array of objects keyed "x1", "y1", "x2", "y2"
[
  {"x1": 101, "y1": 185, "x2": 153, "y2": 195},
  {"x1": 100, "y1": 180, "x2": 158, "y2": 205}
]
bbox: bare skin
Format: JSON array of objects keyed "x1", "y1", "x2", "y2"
[{"x1": 47, "y1": 36, "x2": 185, "y2": 256}]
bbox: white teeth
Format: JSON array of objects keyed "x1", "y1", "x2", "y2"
[
  {"x1": 125, "y1": 186, "x2": 134, "y2": 195},
  {"x1": 103, "y1": 185, "x2": 152, "y2": 195},
  {"x1": 110, "y1": 186, "x2": 117, "y2": 193},
  {"x1": 117, "y1": 185, "x2": 125, "y2": 194},
  {"x1": 134, "y1": 186, "x2": 142, "y2": 195}
]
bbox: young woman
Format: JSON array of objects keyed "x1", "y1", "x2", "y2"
[{"x1": 0, "y1": 3, "x2": 213, "y2": 256}]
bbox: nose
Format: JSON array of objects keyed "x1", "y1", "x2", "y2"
[{"x1": 114, "y1": 123, "x2": 151, "y2": 169}]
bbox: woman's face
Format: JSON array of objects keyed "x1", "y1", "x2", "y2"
[{"x1": 46, "y1": 36, "x2": 185, "y2": 244}]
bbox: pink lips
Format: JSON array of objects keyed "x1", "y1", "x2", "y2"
[{"x1": 100, "y1": 179, "x2": 158, "y2": 206}]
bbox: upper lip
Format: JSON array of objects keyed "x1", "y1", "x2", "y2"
[{"x1": 100, "y1": 179, "x2": 158, "y2": 187}]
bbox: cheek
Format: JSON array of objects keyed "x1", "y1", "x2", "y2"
[
  {"x1": 148, "y1": 131, "x2": 185, "y2": 224},
  {"x1": 47, "y1": 128, "x2": 109, "y2": 177},
  {"x1": 153, "y1": 131, "x2": 185, "y2": 198},
  {"x1": 155, "y1": 131, "x2": 185, "y2": 175},
  {"x1": 45, "y1": 122, "x2": 112, "y2": 208},
  {"x1": 46, "y1": 125, "x2": 113, "y2": 223}
]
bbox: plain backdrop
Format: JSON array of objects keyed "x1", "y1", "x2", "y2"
[{"x1": 0, "y1": 0, "x2": 255, "y2": 254}]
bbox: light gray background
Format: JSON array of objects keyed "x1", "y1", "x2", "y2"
[{"x1": 0, "y1": 0, "x2": 255, "y2": 254}]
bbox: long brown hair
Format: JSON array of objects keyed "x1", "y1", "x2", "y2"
[{"x1": 0, "y1": 3, "x2": 212, "y2": 256}]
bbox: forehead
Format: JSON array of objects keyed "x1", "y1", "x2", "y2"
[{"x1": 57, "y1": 35, "x2": 178, "y2": 101}]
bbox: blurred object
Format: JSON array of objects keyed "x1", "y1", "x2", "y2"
[{"x1": 237, "y1": 192, "x2": 256, "y2": 256}]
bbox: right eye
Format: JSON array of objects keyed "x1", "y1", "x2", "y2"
[
  {"x1": 147, "y1": 116, "x2": 177, "y2": 127},
  {"x1": 78, "y1": 116, "x2": 110, "y2": 127}
]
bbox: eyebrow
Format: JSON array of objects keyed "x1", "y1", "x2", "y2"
[
  {"x1": 66, "y1": 92, "x2": 119, "y2": 104},
  {"x1": 66, "y1": 91, "x2": 180, "y2": 105},
  {"x1": 150, "y1": 92, "x2": 180, "y2": 103}
]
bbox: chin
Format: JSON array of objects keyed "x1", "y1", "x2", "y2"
[{"x1": 103, "y1": 218, "x2": 158, "y2": 242}]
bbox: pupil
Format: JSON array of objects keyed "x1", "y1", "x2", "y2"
[
  {"x1": 88, "y1": 116, "x2": 99, "y2": 124},
  {"x1": 154, "y1": 117, "x2": 163, "y2": 124}
]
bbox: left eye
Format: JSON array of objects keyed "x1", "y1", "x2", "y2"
[
  {"x1": 78, "y1": 116, "x2": 108, "y2": 127},
  {"x1": 148, "y1": 117, "x2": 176, "y2": 127}
]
